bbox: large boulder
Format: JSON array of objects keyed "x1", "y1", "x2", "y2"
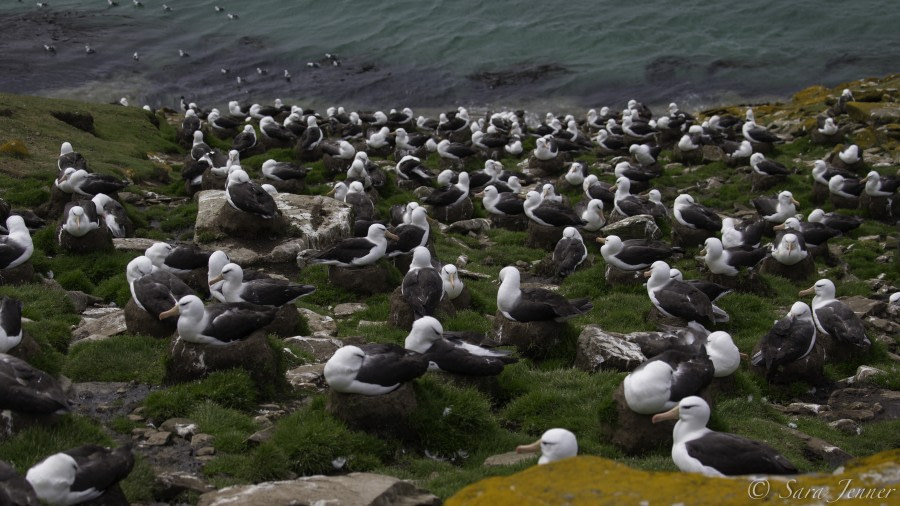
[
  {"x1": 326, "y1": 383, "x2": 418, "y2": 440},
  {"x1": 600, "y1": 214, "x2": 661, "y2": 241},
  {"x1": 447, "y1": 450, "x2": 900, "y2": 505},
  {"x1": 574, "y1": 326, "x2": 646, "y2": 373},
  {"x1": 164, "y1": 330, "x2": 278, "y2": 386},
  {"x1": 195, "y1": 192, "x2": 353, "y2": 266},
  {"x1": 194, "y1": 190, "x2": 291, "y2": 240},
  {"x1": 198, "y1": 472, "x2": 440, "y2": 506}
]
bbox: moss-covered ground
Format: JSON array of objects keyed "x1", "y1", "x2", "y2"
[{"x1": 0, "y1": 75, "x2": 898, "y2": 503}]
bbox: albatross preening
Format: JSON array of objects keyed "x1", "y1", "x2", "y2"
[
  {"x1": 497, "y1": 266, "x2": 592, "y2": 322},
  {"x1": 653, "y1": 396, "x2": 798, "y2": 476},
  {"x1": 0, "y1": 353, "x2": 69, "y2": 415},
  {"x1": 404, "y1": 316, "x2": 516, "y2": 376},
  {"x1": 0, "y1": 216, "x2": 34, "y2": 270},
  {"x1": 324, "y1": 343, "x2": 428, "y2": 395},
  {"x1": 751, "y1": 301, "x2": 817, "y2": 381},
  {"x1": 624, "y1": 347, "x2": 714, "y2": 415},
  {"x1": 400, "y1": 247, "x2": 444, "y2": 318},
  {"x1": 209, "y1": 263, "x2": 315, "y2": 307},
  {"x1": 26, "y1": 445, "x2": 134, "y2": 506},
  {"x1": 799, "y1": 279, "x2": 871, "y2": 350}
]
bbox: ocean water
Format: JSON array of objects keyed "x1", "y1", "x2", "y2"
[{"x1": 0, "y1": 0, "x2": 897, "y2": 114}]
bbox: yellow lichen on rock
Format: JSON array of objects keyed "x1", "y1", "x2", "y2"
[
  {"x1": 792, "y1": 85, "x2": 830, "y2": 107},
  {"x1": 448, "y1": 450, "x2": 900, "y2": 506}
]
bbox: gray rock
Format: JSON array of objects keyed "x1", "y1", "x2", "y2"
[
  {"x1": 829, "y1": 419, "x2": 862, "y2": 435},
  {"x1": 574, "y1": 326, "x2": 646, "y2": 372},
  {"x1": 195, "y1": 191, "x2": 353, "y2": 266},
  {"x1": 198, "y1": 473, "x2": 440, "y2": 506},
  {"x1": 195, "y1": 446, "x2": 216, "y2": 457},
  {"x1": 73, "y1": 309, "x2": 126, "y2": 341},
  {"x1": 285, "y1": 363, "x2": 326, "y2": 392},
  {"x1": 160, "y1": 418, "x2": 198, "y2": 439},
  {"x1": 326, "y1": 383, "x2": 418, "y2": 440},
  {"x1": 190, "y1": 434, "x2": 215, "y2": 449},
  {"x1": 66, "y1": 291, "x2": 103, "y2": 313},
  {"x1": 154, "y1": 471, "x2": 216, "y2": 502},
  {"x1": 483, "y1": 451, "x2": 537, "y2": 467},
  {"x1": 333, "y1": 302, "x2": 369, "y2": 317},
  {"x1": 145, "y1": 431, "x2": 173, "y2": 447},
  {"x1": 284, "y1": 336, "x2": 343, "y2": 362},
  {"x1": 112, "y1": 237, "x2": 158, "y2": 253},
  {"x1": 841, "y1": 296, "x2": 886, "y2": 319},
  {"x1": 446, "y1": 218, "x2": 491, "y2": 235},
  {"x1": 700, "y1": 145, "x2": 725, "y2": 163},
  {"x1": 824, "y1": 388, "x2": 900, "y2": 423},
  {"x1": 781, "y1": 427, "x2": 853, "y2": 467},
  {"x1": 298, "y1": 308, "x2": 337, "y2": 337},
  {"x1": 164, "y1": 330, "x2": 278, "y2": 386},
  {"x1": 837, "y1": 365, "x2": 887, "y2": 387},
  {"x1": 246, "y1": 425, "x2": 276, "y2": 445},
  {"x1": 600, "y1": 214, "x2": 661, "y2": 241}
]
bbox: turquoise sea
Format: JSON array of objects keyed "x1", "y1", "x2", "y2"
[{"x1": 0, "y1": 0, "x2": 897, "y2": 113}]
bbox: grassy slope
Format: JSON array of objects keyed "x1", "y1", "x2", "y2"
[{"x1": 0, "y1": 79, "x2": 898, "y2": 502}]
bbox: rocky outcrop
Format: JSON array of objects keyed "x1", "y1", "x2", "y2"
[
  {"x1": 599, "y1": 214, "x2": 661, "y2": 241},
  {"x1": 198, "y1": 472, "x2": 440, "y2": 506},
  {"x1": 574, "y1": 326, "x2": 646, "y2": 372},
  {"x1": 447, "y1": 450, "x2": 900, "y2": 505},
  {"x1": 195, "y1": 191, "x2": 353, "y2": 265}
]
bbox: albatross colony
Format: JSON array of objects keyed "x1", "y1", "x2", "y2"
[{"x1": 1, "y1": 76, "x2": 898, "y2": 502}]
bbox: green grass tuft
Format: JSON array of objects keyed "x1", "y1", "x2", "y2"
[
  {"x1": 63, "y1": 335, "x2": 168, "y2": 383},
  {"x1": 143, "y1": 370, "x2": 259, "y2": 421}
]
